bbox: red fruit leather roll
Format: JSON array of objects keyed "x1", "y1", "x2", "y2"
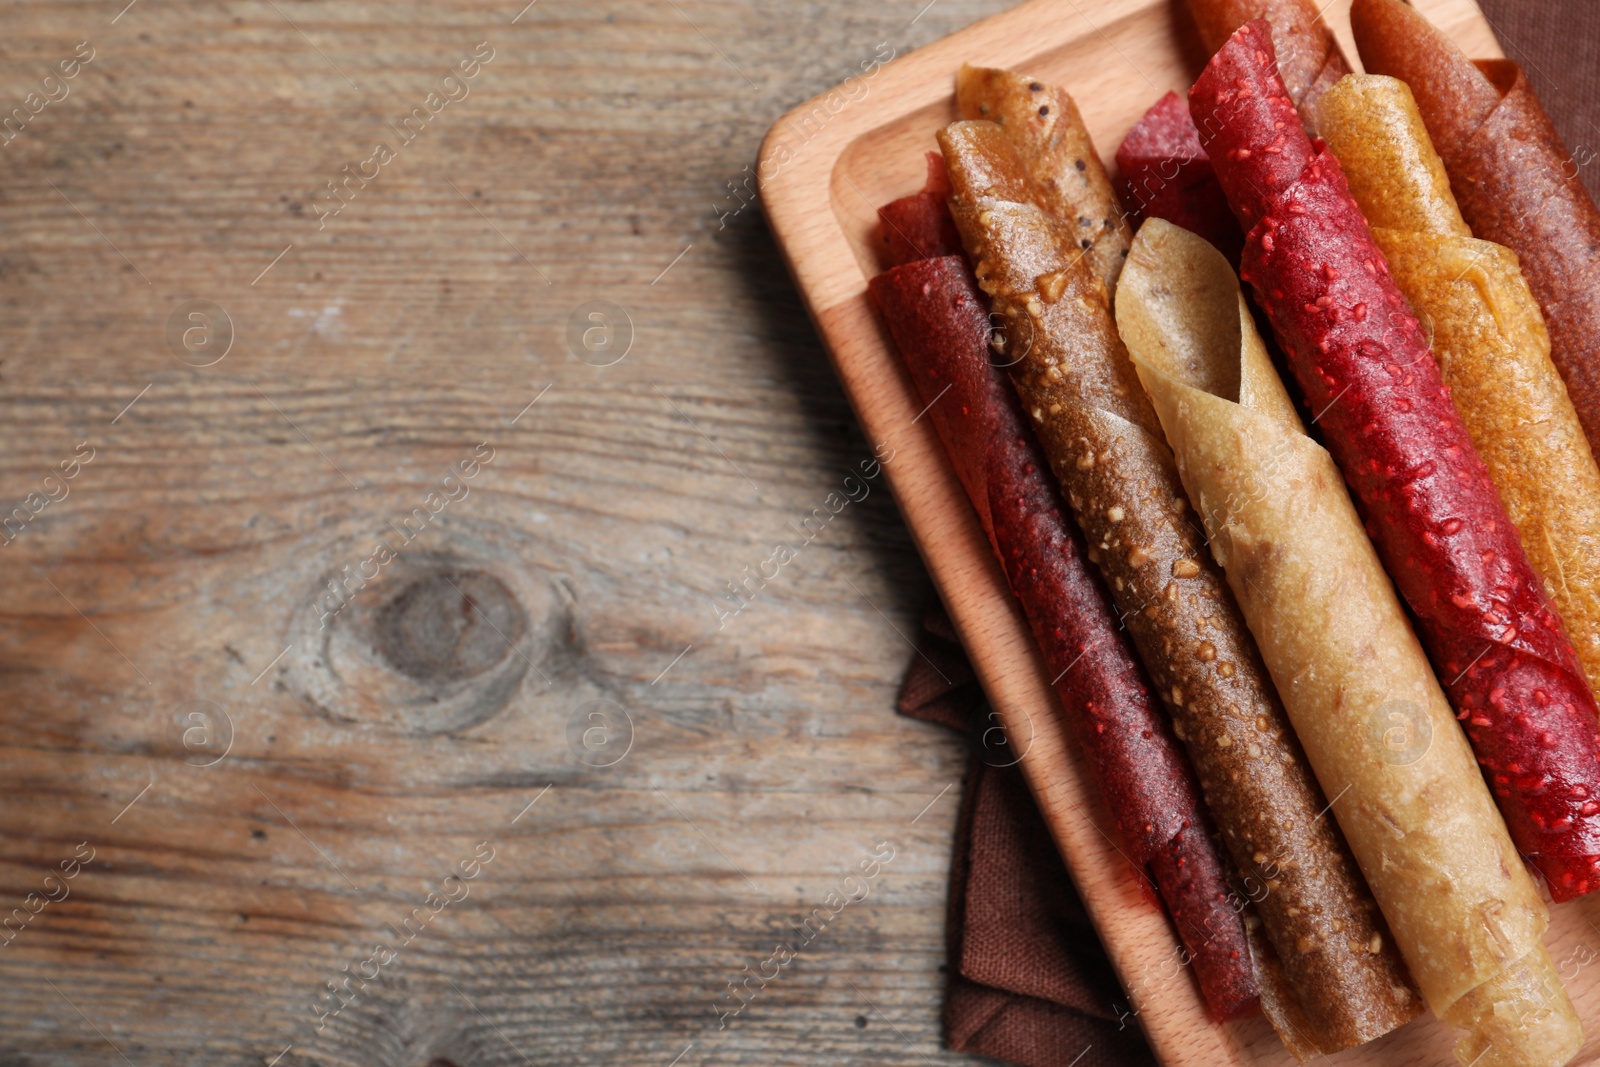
[
  {"x1": 1192, "y1": 20, "x2": 1600, "y2": 902},
  {"x1": 1115, "y1": 91, "x2": 1242, "y2": 266},
  {"x1": 868, "y1": 191, "x2": 1258, "y2": 1022},
  {"x1": 875, "y1": 153, "x2": 965, "y2": 269},
  {"x1": 1184, "y1": 0, "x2": 1350, "y2": 127}
]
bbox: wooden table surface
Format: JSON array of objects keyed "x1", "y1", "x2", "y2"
[{"x1": 0, "y1": 1, "x2": 1577, "y2": 1066}]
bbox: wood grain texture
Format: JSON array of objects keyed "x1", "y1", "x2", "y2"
[
  {"x1": 0, "y1": 1, "x2": 1030, "y2": 1064},
  {"x1": 762, "y1": 0, "x2": 1600, "y2": 1065}
]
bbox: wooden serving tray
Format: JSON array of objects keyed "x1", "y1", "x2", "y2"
[{"x1": 759, "y1": 1, "x2": 1600, "y2": 1064}]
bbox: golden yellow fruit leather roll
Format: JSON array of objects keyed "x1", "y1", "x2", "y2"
[
  {"x1": 1316, "y1": 74, "x2": 1600, "y2": 707},
  {"x1": 1118, "y1": 217, "x2": 1582, "y2": 1067}
]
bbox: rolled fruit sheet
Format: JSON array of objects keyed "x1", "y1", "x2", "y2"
[
  {"x1": 1193, "y1": 19, "x2": 1600, "y2": 905},
  {"x1": 1352, "y1": 0, "x2": 1600, "y2": 460},
  {"x1": 1114, "y1": 91, "x2": 1243, "y2": 267},
  {"x1": 938, "y1": 116, "x2": 1417, "y2": 1053},
  {"x1": 1184, "y1": 0, "x2": 1348, "y2": 127},
  {"x1": 956, "y1": 66, "x2": 1131, "y2": 295},
  {"x1": 1119, "y1": 0, "x2": 1350, "y2": 259},
  {"x1": 1316, "y1": 74, "x2": 1600, "y2": 740},
  {"x1": 1117, "y1": 214, "x2": 1580, "y2": 1067},
  {"x1": 868, "y1": 190, "x2": 1257, "y2": 1018},
  {"x1": 875, "y1": 152, "x2": 965, "y2": 269}
]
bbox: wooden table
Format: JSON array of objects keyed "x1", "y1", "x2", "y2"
[{"x1": 0, "y1": 1, "x2": 1021, "y2": 1063}]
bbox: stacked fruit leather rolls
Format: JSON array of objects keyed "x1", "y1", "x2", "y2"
[
  {"x1": 1352, "y1": 0, "x2": 1600, "y2": 458},
  {"x1": 1119, "y1": 0, "x2": 1347, "y2": 256},
  {"x1": 1114, "y1": 91, "x2": 1242, "y2": 267},
  {"x1": 1195, "y1": 16, "x2": 1600, "y2": 905},
  {"x1": 1118, "y1": 216, "x2": 1582, "y2": 1067},
  {"x1": 937, "y1": 90, "x2": 1420, "y2": 1053},
  {"x1": 1316, "y1": 74, "x2": 1600, "y2": 724},
  {"x1": 866, "y1": 164, "x2": 1259, "y2": 1025},
  {"x1": 1185, "y1": 0, "x2": 1347, "y2": 127}
]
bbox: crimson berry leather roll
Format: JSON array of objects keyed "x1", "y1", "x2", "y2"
[
  {"x1": 1115, "y1": 91, "x2": 1241, "y2": 267},
  {"x1": 868, "y1": 179, "x2": 1257, "y2": 1023},
  {"x1": 875, "y1": 153, "x2": 965, "y2": 267},
  {"x1": 1315, "y1": 73, "x2": 1600, "y2": 729},
  {"x1": 1118, "y1": 0, "x2": 1347, "y2": 263},
  {"x1": 1193, "y1": 21, "x2": 1591, "y2": 1064},
  {"x1": 1184, "y1": 0, "x2": 1347, "y2": 128},
  {"x1": 1352, "y1": 0, "x2": 1600, "y2": 460},
  {"x1": 938, "y1": 113, "x2": 1417, "y2": 1055}
]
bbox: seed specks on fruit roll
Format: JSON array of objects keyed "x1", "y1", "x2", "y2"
[{"x1": 939, "y1": 113, "x2": 1405, "y2": 1056}]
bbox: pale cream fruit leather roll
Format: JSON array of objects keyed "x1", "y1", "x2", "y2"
[{"x1": 1117, "y1": 217, "x2": 1582, "y2": 1067}]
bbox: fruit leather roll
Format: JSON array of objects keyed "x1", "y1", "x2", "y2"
[
  {"x1": 1118, "y1": 215, "x2": 1579, "y2": 1067},
  {"x1": 955, "y1": 66, "x2": 1131, "y2": 294},
  {"x1": 938, "y1": 117, "x2": 1417, "y2": 1053},
  {"x1": 867, "y1": 181, "x2": 1258, "y2": 1023},
  {"x1": 1118, "y1": 0, "x2": 1346, "y2": 260},
  {"x1": 1193, "y1": 18, "x2": 1600, "y2": 907},
  {"x1": 876, "y1": 152, "x2": 965, "y2": 267},
  {"x1": 1185, "y1": 0, "x2": 1348, "y2": 127},
  {"x1": 1316, "y1": 75, "x2": 1600, "y2": 711},
  {"x1": 1114, "y1": 91, "x2": 1242, "y2": 267},
  {"x1": 1352, "y1": 0, "x2": 1600, "y2": 457}
]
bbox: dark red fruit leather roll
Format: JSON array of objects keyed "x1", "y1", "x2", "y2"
[
  {"x1": 875, "y1": 153, "x2": 965, "y2": 269},
  {"x1": 869, "y1": 188, "x2": 1258, "y2": 1021},
  {"x1": 1114, "y1": 91, "x2": 1243, "y2": 266},
  {"x1": 1192, "y1": 19, "x2": 1600, "y2": 901}
]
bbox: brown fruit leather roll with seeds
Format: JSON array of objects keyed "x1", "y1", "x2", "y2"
[
  {"x1": 956, "y1": 66, "x2": 1131, "y2": 295},
  {"x1": 1193, "y1": 22, "x2": 1587, "y2": 1066},
  {"x1": 1185, "y1": 0, "x2": 1348, "y2": 128},
  {"x1": 938, "y1": 114, "x2": 1412, "y2": 1055},
  {"x1": 1316, "y1": 74, "x2": 1600, "y2": 724},
  {"x1": 1352, "y1": 0, "x2": 1600, "y2": 458},
  {"x1": 867, "y1": 175, "x2": 1258, "y2": 1023}
]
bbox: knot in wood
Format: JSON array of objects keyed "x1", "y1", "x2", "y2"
[{"x1": 375, "y1": 569, "x2": 526, "y2": 683}]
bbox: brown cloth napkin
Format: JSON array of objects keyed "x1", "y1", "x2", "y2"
[
  {"x1": 899, "y1": 9, "x2": 1589, "y2": 1066},
  {"x1": 897, "y1": 603, "x2": 1157, "y2": 1067}
]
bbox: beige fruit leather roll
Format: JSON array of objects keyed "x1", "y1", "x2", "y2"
[
  {"x1": 1316, "y1": 74, "x2": 1600, "y2": 704},
  {"x1": 1117, "y1": 217, "x2": 1582, "y2": 1067}
]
